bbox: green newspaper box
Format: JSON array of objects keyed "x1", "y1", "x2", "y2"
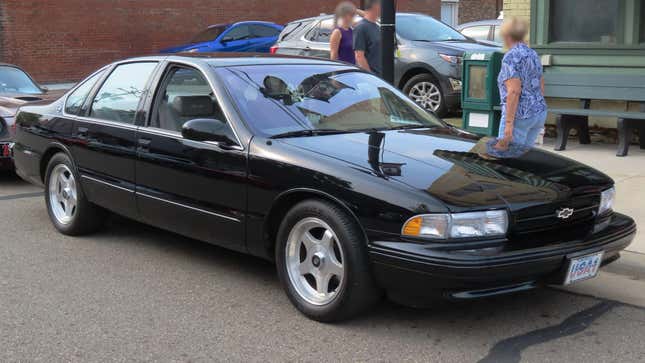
[{"x1": 461, "y1": 51, "x2": 503, "y2": 136}]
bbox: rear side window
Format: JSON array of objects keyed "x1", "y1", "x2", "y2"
[
  {"x1": 65, "y1": 70, "x2": 104, "y2": 115},
  {"x1": 251, "y1": 25, "x2": 280, "y2": 38},
  {"x1": 90, "y1": 62, "x2": 157, "y2": 124},
  {"x1": 309, "y1": 19, "x2": 334, "y2": 43}
]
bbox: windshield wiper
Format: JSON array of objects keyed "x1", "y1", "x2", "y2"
[
  {"x1": 388, "y1": 124, "x2": 429, "y2": 130},
  {"x1": 270, "y1": 129, "x2": 350, "y2": 139}
]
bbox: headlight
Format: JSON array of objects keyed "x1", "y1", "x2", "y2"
[
  {"x1": 439, "y1": 53, "x2": 462, "y2": 65},
  {"x1": 402, "y1": 210, "x2": 508, "y2": 240},
  {"x1": 598, "y1": 187, "x2": 615, "y2": 215}
]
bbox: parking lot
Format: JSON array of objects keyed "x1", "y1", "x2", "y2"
[{"x1": 2, "y1": 173, "x2": 645, "y2": 362}]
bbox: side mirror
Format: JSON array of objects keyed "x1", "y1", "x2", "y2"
[{"x1": 182, "y1": 118, "x2": 236, "y2": 146}]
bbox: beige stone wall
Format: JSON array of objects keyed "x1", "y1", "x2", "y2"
[{"x1": 502, "y1": 0, "x2": 531, "y2": 41}]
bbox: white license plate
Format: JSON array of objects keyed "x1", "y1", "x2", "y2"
[{"x1": 564, "y1": 251, "x2": 604, "y2": 285}]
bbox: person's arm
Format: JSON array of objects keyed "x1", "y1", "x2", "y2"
[
  {"x1": 329, "y1": 29, "x2": 342, "y2": 61},
  {"x1": 495, "y1": 78, "x2": 521, "y2": 150},
  {"x1": 355, "y1": 50, "x2": 371, "y2": 71},
  {"x1": 353, "y1": 26, "x2": 371, "y2": 72},
  {"x1": 355, "y1": 9, "x2": 366, "y2": 18}
]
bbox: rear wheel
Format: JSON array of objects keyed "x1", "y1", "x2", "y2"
[
  {"x1": 44, "y1": 153, "x2": 105, "y2": 235},
  {"x1": 276, "y1": 199, "x2": 380, "y2": 322},
  {"x1": 403, "y1": 73, "x2": 448, "y2": 117}
]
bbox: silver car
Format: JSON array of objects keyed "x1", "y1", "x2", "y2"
[{"x1": 272, "y1": 13, "x2": 499, "y2": 116}]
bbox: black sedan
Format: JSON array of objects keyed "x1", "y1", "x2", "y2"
[{"x1": 12, "y1": 54, "x2": 635, "y2": 322}]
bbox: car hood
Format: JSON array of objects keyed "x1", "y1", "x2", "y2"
[
  {"x1": 0, "y1": 89, "x2": 65, "y2": 117},
  {"x1": 409, "y1": 40, "x2": 500, "y2": 55},
  {"x1": 281, "y1": 128, "x2": 613, "y2": 213}
]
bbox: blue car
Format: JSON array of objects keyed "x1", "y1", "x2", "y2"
[{"x1": 161, "y1": 21, "x2": 284, "y2": 54}]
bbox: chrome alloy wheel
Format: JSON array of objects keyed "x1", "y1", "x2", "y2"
[
  {"x1": 408, "y1": 81, "x2": 442, "y2": 112},
  {"x1": 285, "y1": 217, "x2": 345, "y2": 306},
  {"x1": 48, "y1": 164, "x2": 78, "y2": 225}
]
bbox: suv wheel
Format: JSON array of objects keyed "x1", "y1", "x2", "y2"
[
  {"x1": 275, "y1": 199, "x2": 380, "y2": 322},
  {"x1": 403, "y1": 74, "x2": 447, "y2": 117}
]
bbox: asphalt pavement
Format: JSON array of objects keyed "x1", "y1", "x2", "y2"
[{"x1": 2, "y1": 173, "x2": 645, "y2": 362}]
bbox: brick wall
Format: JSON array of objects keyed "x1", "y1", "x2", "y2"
[
  {"x1": 0, "y1": 0, "x2": 439, "y2": 83},
  {"x1": 459, "y1": 0, "x2": 503, "y2": 24}
]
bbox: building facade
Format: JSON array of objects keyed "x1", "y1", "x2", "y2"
[
  {"x1": 0, "y1": 0, "x2": 440, "y2": 83},
  {"x1": 504, "y1": 0, "x2": 645, "y2": 129}
]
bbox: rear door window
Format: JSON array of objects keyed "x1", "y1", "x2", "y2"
[
  {"x1": 89, "y1": 62, "x2": 157, "y2": 124},
  {"x1": 222, "y1": 25, "x2": 251, "y2": 42},
  {"x1": 312, "y1": 19, "x2": 334, "y2": 43},
  {"x1": 65, "y1": 70, "x2": 105, "y2": 115},
  {"x1": 251, "y1": 25, "x2": 280, "y2": 38}
]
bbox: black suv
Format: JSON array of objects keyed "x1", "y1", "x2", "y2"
[{"x1": 272, "y1": 13, "x2": 499, "y2": 116}]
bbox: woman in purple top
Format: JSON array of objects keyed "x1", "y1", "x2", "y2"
[{"x1": 329, "y1": 2, "x2": 362, "y2": 64}]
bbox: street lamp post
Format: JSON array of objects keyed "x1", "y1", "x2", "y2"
[{"x1": 381, "y1": 0, "x2": 396, "y2": 85}]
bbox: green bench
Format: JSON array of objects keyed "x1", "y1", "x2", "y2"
[{"x1": 545, "y1": 73, "x2": 645, "y2": 157}]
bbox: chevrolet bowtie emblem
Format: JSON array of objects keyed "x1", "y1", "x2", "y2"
[{"x1": 556, "y1": 207, "x2": 574, "y2": 219}]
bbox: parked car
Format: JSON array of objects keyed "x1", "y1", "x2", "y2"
[
  {"x1": 12, "y1": 54, "x2": 635, "y2": 322},
  {"x1": 0, "y1": 63, "x2": 64, "y2": 170},
  {"x1": 161, "y1": 21, "x2": 284, "y2": 54},
  {"x1": 457, "y1": 19, "x2": 503, "y2": 47},
  {"x1": 272, "y1": 13, "x2": 499, "y2": 116}
]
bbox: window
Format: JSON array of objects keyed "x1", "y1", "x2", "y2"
[
  {"x1": 215, "y1": 65, "x2": 443, "y2": 137},
  {"x1": 309, "y1": 19, "x2": 334, "y2": 43},
  {"x1": 396, "y1": 14, "x2": 466, "y2": 42},
  {"x1": 461, "y1": 26, "x2": 491, "y2": 41},
  {"x1": 90, "y1": 62, "x2": 157, "y2": 124},
  {"x1": 549, "y1": 0, "x2": 619, "y2": 44},
  {"x1": 222, "y1": 25, "x2": 251, "y2": 42},
  {"x1": 279, "y1": 21, "x2": 304, "y2": 41},
  {"x1": 251, "y1": 25, "x2": 280, "y2": 38},
  {"x1": 65, "y1": 70, "x2": 104, "y2": 115},
  {"x1": 191, "y1": 26, "x2": 227, "y2": 43},
  {"x1": 0, "y1": 66, "x2": 42, "y2": 94},
  {"x1": 467, "y1": 65, "x2": 487, "y2": 99},
  {"x1": 151, "y1": 67, "x2": 226, "y2": 133},
  {"x1": 493, "y1": 26, "x2": 501, "y2": 43}
]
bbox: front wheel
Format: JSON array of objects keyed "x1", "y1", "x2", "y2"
[
  {"x1": 44, "y1": 153, "x2": 105, "y2": 235},
  {"x1": 403, "y1": 74, "x2": 448, "y2": 117},
  {"x1": 276, "y1": 199, "x2": 380, "y2": 322}
]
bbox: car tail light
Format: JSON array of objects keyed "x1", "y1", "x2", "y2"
[
  {"x1": 270, "y1": 45, "x2": 279, "y2": 54},
  {"x1": 2, "y1": 144, "x2": 9, "y2": 157}
]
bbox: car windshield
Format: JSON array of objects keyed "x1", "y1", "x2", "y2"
[
  {"x1": 397, "y1": 14, "x2": 467, "y2": 42},
  {"x1": 191, "y1": 25, "x2": 228, "y2": 43},
  {"x1": 0, "y1": 66, "x2": 42, "y2": 94},
  {"x1": 214, "y1": 64, "x2": 444, "y2": 137}
]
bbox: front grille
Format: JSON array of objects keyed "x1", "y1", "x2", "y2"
[{"x1": 509, "y1": 193, "x2": 600, "y2": 247}]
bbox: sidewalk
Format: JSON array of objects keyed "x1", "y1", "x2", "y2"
[{"x1": 539, "y1": 139, "x2": 645, "y2": 254}]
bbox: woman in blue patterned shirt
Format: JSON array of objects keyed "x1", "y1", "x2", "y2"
[{"x1": 495, "y1": 17, "x2": 547, "y2": 151}]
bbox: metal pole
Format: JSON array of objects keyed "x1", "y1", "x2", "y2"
[{"x1": 380, "y1": 0, "x2": 396, "y2": 84}]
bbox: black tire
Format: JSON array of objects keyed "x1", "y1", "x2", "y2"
[
  {"x1": 275, "y1": 199, "x2": 381, "y2": 322},
  {"x1": 403, "y1": 73, "x2": 448, "y2": 117},
  {"x1": 44, "y1": 152, "x2": 105, "y2": 235}
]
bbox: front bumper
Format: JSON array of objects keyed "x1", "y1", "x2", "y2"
[{"x1": 369, "y1": 213, "x2": 636, "y2": 300}]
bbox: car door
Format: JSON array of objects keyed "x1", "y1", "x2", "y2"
[
  {"x1": 72, "y1": 61, "x2": 159, "y2": 220},
  {"x1": 219, "y1": 24, "x2": 253, "y2": 52},
  {"x1": 135, "y1": 63, "x2": 247, "y2": 251},
  {"x1": 248, "y1": 24, "x2": 281, "y2": 52}
]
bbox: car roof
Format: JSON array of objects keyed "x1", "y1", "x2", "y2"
[
  {"x1": 120, "y1": 53, "x2": 352, "y2": 68},
  {"x1": 205, "y1": 21, "x2": 280, "y2": 29},
  {"x1": 286, "y1": 11, "x2": 427, "y2": 24},
  {"x1": 457, "y1": 19, "x2": 502, "y2": 29}
]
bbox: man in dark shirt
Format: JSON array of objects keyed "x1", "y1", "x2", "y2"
[{"x1": 353, "y1": 0, "x2": 381, "y2": 76}]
